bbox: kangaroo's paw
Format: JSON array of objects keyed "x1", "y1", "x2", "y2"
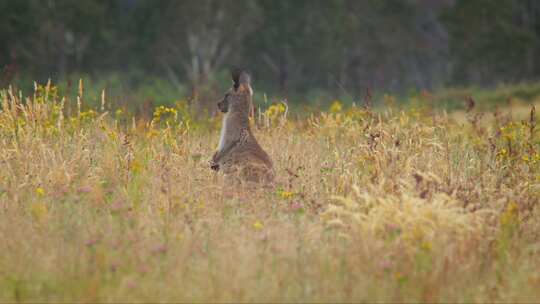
[{"x1": 209, "y1": 160, "x2": 220, "y2": 171}]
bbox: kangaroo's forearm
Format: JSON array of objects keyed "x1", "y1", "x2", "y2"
[{"x1": 213, "y1": 139, "x2": 239, "y2": 163}]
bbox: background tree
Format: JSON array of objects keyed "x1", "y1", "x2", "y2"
[
  {"x1": 1, "y1": 0, "x2": 539, "y2": 106},
  {"x1": 443, "y1": 0, "x2": 540, "y2": 85},
  {"x1": 150, "y1": 0, "x2": 260, "y2": 111}
]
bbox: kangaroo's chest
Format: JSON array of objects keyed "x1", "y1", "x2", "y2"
[{"x1": 218, "y1": 114, "x2": 228, "y2": 150}]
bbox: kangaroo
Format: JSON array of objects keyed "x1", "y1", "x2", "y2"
[{"x1": 210, "y1": 69, "x2": 274, "y2": 184}]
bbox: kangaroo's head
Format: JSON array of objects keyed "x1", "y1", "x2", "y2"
[{"x1": 217, "y1": 68, "x2": 253, "y2": 114}]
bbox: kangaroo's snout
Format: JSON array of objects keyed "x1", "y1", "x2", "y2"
[{"x1": 217, "y1": 99, "x2": 228, "y2": 113}]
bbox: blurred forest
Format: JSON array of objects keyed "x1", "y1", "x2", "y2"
[{"x1": 1, "y1": 0, "x2": 540, "y2": 108}]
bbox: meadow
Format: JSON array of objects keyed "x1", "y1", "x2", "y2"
[{"x1": 0, "y1": 81, "x2": 539, "y2": 302}]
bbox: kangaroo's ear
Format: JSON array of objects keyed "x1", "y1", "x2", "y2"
[
  {"x1": 238, "y1": 72, "x2": 252, "y2": 95},
  {"x1": 239, "y1": 71, "x2": 250, "y2": 85},
  {"x1": 231, "y1": 67, "x2": 242, "y2": 90},
  {"x1": 231, "y1": 68, "x2": 251, "y2": 92}
]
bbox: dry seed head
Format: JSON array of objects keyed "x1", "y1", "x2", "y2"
[
  {"x1": 77, "y1": 96, "x2": 81, "y2": 117},
  {"x1": 530, "y1": 105, "x2": 536, "y2": 130},
  {"x1": 45, "y1": 78, "x2": 51, "y2": 100},
  {"x1": 78, "y1": 79, "x2": 84, "y2": 97},
  {"x1": 101, "y1": 89, "x2": 106, "y2": 112},
  {"x1": 8, "y1": 85, "x2": 14, "y2": 100},
  {"x1": 57, "y1": 97, "x2": 65, "y2": 130}
]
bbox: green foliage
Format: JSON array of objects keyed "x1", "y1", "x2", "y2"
[
  {"x1": 442, "y1": 0, "x2": 540, "y2": 84},
  {"x1": 1, "y1": 0, "x2": 540, "y2": 104}
]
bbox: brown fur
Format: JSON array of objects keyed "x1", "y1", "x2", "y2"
[{"x1": 210, "y1": 69, "x2": 274, "y2": 184}]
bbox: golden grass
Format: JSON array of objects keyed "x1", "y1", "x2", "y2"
[{"x1": 0, "y1": 83, "x2": 539, "y2": 302}]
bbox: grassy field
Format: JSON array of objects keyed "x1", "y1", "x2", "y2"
[{"x1": 0, "y1": 82, "x2": 539, "y2": 302}]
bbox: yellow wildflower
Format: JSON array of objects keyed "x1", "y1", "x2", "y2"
[
  {"x1": 35, "y1": 187, "x2": 45, "y2": 196},
  {"x1": 420, "y1": 241, "x2": 432, "y2": 252},
  {"x1": 265, "y1": 103, "x2": 286, "y2": 118},
  {"x1": 497, "y1": 148, "x2": 508, "y2": 158},
  {"x1": 253, "y1": 221, "x2": 264, "y2": 230},
  {"x1": 276, "y1": 189, "x2": 295, "y2": 199},
  {"x1": 146, "y1": 129, "x2": 160, "y2": 139},
  {"x1": 329, "y1": 100, "x2": 343, "y2": 113},
  {"x1": 80, "y1": 109, "x2": 97, "y2": 121},
  {"x1": 152, "y1": 105, "x2": 178, "y2": 123}
]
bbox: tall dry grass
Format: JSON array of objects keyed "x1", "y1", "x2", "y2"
[{"x1": 0, "y1": 83, "x2": 539, "y2": 302}]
